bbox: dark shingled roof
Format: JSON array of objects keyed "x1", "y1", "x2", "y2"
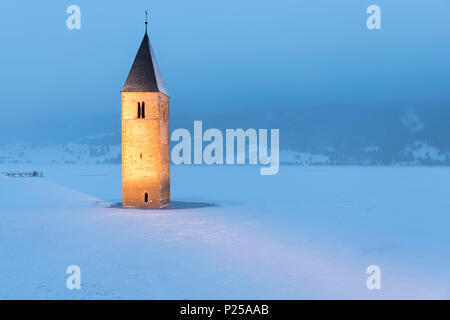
[{"x1": 121, "y1": 32, "x2": 168, "y2": 96}]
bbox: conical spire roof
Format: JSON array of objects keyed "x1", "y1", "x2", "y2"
[{"x1": 121, "y1": 32, "x2": 168, "y2": 96}]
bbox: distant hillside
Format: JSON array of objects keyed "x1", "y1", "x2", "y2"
[{"x1": 1, "y1": 105, "x2": 449, "y2": 166}]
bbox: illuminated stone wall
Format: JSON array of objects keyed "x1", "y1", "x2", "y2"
[{"x1": 121, "y1": 92, "x2": 170, "y2": 208}]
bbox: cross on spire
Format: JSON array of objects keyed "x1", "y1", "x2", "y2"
[{"x1": 145, "y1": 10, "x2": 148, "y2": 34}]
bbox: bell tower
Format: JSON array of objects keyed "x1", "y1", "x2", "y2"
[{"x1": 121, "y1": 16, "x2": 170, "y2": 208}]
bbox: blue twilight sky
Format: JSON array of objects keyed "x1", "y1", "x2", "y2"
[{"x1": 0, "y1": 0, "x2": 449, "y2": 143}]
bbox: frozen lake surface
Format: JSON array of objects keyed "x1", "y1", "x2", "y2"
[{"x1": 0, "y1": 164, "x2": 449, "y2": 299}]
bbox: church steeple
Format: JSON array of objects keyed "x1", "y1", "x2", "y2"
[
  {"x1": 121, "y1": 16, "x2": 168, "y2": 96},
  {"x1": 121, "y1": 16, "x2": 171, "y2": 208}
]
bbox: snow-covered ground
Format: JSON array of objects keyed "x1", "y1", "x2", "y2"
[{"x1": 1, "y1": 164, "x2": 450, "y2": 299}]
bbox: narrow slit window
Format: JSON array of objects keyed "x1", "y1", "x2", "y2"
[
  {"x1": 137, "y1": 102, "x2": 141, "y2": 118},
  {"x1": 144, "y1": 192, "x2": 149, "y2": 203},
  {"x1": 142, "y1": 102, "x2": 146, "y2": 118}
]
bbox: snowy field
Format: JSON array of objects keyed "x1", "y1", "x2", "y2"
[{"x1": 1, "y1": 164, "x2": 450, "y2": 299}]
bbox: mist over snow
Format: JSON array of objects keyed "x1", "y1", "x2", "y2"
[{"x1": 1, "y1": 106, "x2": 449, "y2": 166}]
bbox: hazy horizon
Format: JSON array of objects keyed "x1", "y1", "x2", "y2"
[{"x1": 1, "y1": 1, "x2": 449, "y2": 147}]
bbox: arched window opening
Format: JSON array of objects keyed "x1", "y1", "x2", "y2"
[
  {"x1": 137, "y1": 102, "x2": 141, "y2": 118},
  {"x1": 144, "y1": 192, "x2": 149, "y2": 203},
  {"x1": 142, "y1": 102, "x2": 146, "y2": 118}
]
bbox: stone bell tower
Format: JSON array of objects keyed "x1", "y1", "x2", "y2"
[{"x1": 121, "y1": 18, "x2": 170, "y2": 208}]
